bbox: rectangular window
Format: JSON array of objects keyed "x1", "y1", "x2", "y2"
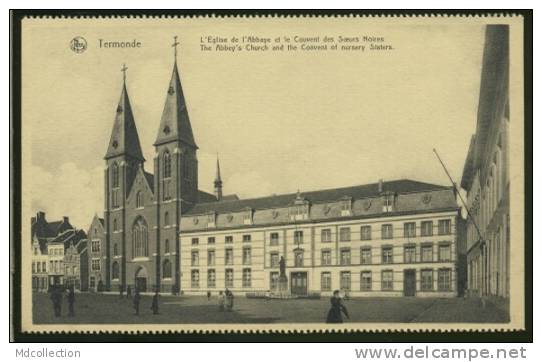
[
  {"x1": 207, "y1": 250, "x2": 215, "y2": 266},
  {"x1": 360, "y1": 226, "x2": 372, "y2": 240},
  {"x1": 382, "y1": 224, "x2": 393, "y2": 239},
  {"x1": 242, "y1": 234, "x2": 251, "y2": 243},
  {"x1": 225, "y1": 248, "x2": 233, "y2": 265},
  {"x1": 340, "y1": 271, "x2": 351, "y2": 291},
  {"x1": 91, "y1": 240, "x2": 101, "y2": 253},
  {"x1": 404, "y1": 222, "x2": 416, "y2": 238},
  {"x1": 294, "y1": 230, "x2": 303, "y2": 244},
  {"x1": 321, "y1": 229, "x2": 332, "y2": 243},
  {"x1": 270, "y1": 252, "x2": 280, "y2": 268},
  {"x1": 421, "y1": 269, "x2": 433, "y2": 291},
  {"x1": 207, "y1": 237, "x2": 215, "y2": 245},
  {"x1": 243, "y1": 247, "x2": 252, "y2": 265},
  {"x1": 32, "y1": 262, "x2": 36, "y2": 273},
  {"x1": 340, "y1": 249, "x2": 351, "y2": 265},
  {"x1": 339, "y1": 227, "x2": 351, "y2": 242},
  {"x1": 270, "y1": 232, "x2": 279, "y2": 245},
  {"x1": 421, "y1": 244, "x2": 433, "y2": 262},
  {"x1": 91, "y1": 259, "x2": 100, "y2": 271},
  {"x1": 381, "y1": 270, "x2": 393, "y2": 290},
  {"x1": 321, "y1": 250, "x2": 332, "y2": 266},
  {"x1": 191, "y1": 238, "x2": 199, "y2": 245},
  {"x1": 438, "y1": 269, "x2": 452, "y2": 291},
  {"x1": 191, "y1": 270, "x2": 200, "y2": 288},
  {"x1": 242, "y1": 268, "x2": 252, "y2": 288},
  {"x1": 361, "y1": 271, "x2": 372, "y2": 291},
  {"x1": 89, "y1": 277, "x2": 96, "y2": 289},
  {"x1": 294, "y1": 251, "x2": 304, "y2": 267},
  {"x1": 382, "y1": 246, "x2": 393, "y2": 264},
  {"x1": 404, "y1": 245, "x2": 416, "y2": 263},
  {"x1": 270, "y1": 272, "x2": 279, "y2": 290},
  {"x1": 207, "y1": 269, "x2": 216, "y2": 288},
  {"x1": 225, "y1": 235, "x2": 233, "y2": 244},
  {"x1": 421, "y1": 221, "x2": 433, "y2": 236},
  {"x1": 438, "y1": 219, "x2": 452, "y2": 235},
  {"x1": 361, "y1": 247, "x2": 372, "y2": 264},
  {"x1": 225, "y1": 269, "x2": 234, "y2": 288},
  {"x1": 438, "y1": 244, "x2": 451, "y2": 261},
  {"x1": 191, "y1": 250, "x2": 199, "y2": 266},
  {"x1": 321, "y1": 272, "x2": 332, "y2": 291}
]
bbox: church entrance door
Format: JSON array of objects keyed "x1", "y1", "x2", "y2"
[{"x1": 135, "y1": 266, "x2": 148, "y2": 292}]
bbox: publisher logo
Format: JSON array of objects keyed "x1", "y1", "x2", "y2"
[{"x1": 70, "y1": 36, "x2": 87, "y2": 54}]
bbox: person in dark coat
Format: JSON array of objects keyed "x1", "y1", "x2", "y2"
[
  {"x1": 119, "y1": 284, "x2": 124, "y2": 298},
  {"x1": 326, "y1": 290, "x2": 349, "y2": 323},
  {"x1": 126, "y1": 285, "x2": 132, "y2": 298},
  {"x1": 151, "y1": 291, "x2": 159, "y2": 315},
  {"x1": 207, "y1": 291, "x2": 211, "y2": 301},
  {"x1": 67, "y1": 286, "x2": 75, "y2": 317},
  {"x1": 49, "y1": 285, "x2": 62, "y2": 317},
  {"x1": 133, "y1": 288, "x2": 141, "y2": 315}
]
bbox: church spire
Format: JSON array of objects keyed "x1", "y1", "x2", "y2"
[
  {"x1": 105, "y1": 64, "x2": 145, "y2": 161},
  {"x1": 154, "y1": 36, "x2": 197, "y2": 148},
  {"x1": 214, "y1": 154, "x2": 223, "y2": 201}
]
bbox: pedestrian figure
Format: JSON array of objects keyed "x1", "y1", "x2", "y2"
[
  {"x1": 50, "y1": 285, "x2": 62, "y2": 317},
  {"x1": 67, "y1": 286, "x2": 75, "y2": 317},
  {"x1": 126, "y1": 285, "x2": 132, "y2": 298},
  {"x1": 119, "y1": 284, "x2": 124, "y2": 298},
  {"x1": 226, "y1": 290, "x2": 234, "y2": 312},
  {"x1": 207, "y1": 291, "x2": 211, "y2": 301},
  {"x1": 151, "y1": 290, "x2": 159, "y2": 315},
  {"x1": 326, "y1": 290, "x2": 349, "y2": 323},
  {"x1": 218, "y1": 291, "x2": 225, "y2": 311},
  {"x1": 133, "y1": 288, "x2": 141, "y2": 315}
]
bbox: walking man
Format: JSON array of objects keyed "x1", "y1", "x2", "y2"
[
  {"x1": 133, "y1": 288, "x2": 141, "y2": 316},
  {"x1": 151, "y1": 290, "x2": 159, "y2": 315},
  {"x1": 67, "y1": 286, "x2": 75, "y2": 317}
]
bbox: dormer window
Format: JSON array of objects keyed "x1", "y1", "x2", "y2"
[
  {"x1": 243, "y1": 208, "x2": 253, "y2": 225},
  {"x1": 290, "y1": 192, "x2": 310, "y2": 221},
  {"x1": 382, "y1": 192, "x2": 395, "y2": 213},
  {"x1": 340, "y1": 197, "x2": 352, "y2": 216},
  {"x1": 207, "y1": 212, "x2": 216, "y2": 228}
]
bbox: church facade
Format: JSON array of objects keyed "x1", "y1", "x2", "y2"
[{"x1": 94, "y1": 42, "x2": 462, "y2": 297}]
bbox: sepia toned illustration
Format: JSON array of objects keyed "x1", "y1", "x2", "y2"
[{"x1": 19, "y1": 15, "x2": 525, "y2": 332}]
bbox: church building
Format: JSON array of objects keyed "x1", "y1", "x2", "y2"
[{"x1": 93, "y1": 39, "x2": 462, "y2": 297}]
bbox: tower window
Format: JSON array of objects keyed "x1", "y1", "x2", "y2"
[
  {"x1": 163, "y1": 151, "x2": 172, "y2": 179},
  {"x1": 164, "y1": 211, "x2": 170, "y2": 226},
  {"x1": 136, "y1": 191, "x2": 143, "y2": 208},
  {"x1": 112, "y1": 163, "x2": 119, "y2": 188},
  {"x1": 132, "y1": 217, "x2": 149, "y2": 258},
  {"x1": 162, "y1": 259, "x2": 172, "y2": 279},
  {"x1": 164, "y1": 239, "x2": 170, "y2": 254}
]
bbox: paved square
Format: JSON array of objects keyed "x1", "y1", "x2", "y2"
[{"x1": 33, "y1": 293, "x2": 509, "y2": 324}]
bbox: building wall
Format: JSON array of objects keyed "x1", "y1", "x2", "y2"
[
  {"x1": 31, "y1": 243, "x2": 49, "y2": 292},
  {"x1": 88, "y1": 217, "x2": 106, "y2": 291},
  {"x1": 180, "y1": 210, "x2": 458, "y2": 297}
]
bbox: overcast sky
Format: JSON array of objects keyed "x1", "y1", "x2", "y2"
[{"x1": 22, "y1": 19, "x2": 486, "y2": 229}]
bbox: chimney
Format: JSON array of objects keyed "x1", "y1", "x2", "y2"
[
  {"x1": 378, "y1": 179, "x2": 383, "y2": 193},
  {"x1": 37, "y1": 211, "x2": 45, "y2": 221},
  {"x1": 63, "y1": 216, "x2": 69, "y2": 224}
]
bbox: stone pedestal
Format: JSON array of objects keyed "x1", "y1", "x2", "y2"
[{"x1": 278, "y1": 275, "x2": 288, "y2": 293}]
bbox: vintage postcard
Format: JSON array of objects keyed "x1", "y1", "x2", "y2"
[{"x1": 17, "y1": 14, "x2": 526, "y2": 334}]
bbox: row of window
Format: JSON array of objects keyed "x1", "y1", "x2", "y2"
[
  {"x1": 318, "y1": 269, "x2": 453, "y2": 291},
  {"x1": 191, "y1": 248, "x2": 252, "y2": 266},
  {"x1": 189, "y1": 219, "x2": 452, "y2": 246},
  {"x1": 31, "y1": 261, "x2": 47, "y2": 273},
  {"x1": 190, "y1": 268, "x2": 252, "y2": 288}
]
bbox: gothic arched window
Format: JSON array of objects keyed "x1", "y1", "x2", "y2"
[
  {"x1": 162, "y1": 259, "x2": 172, "y2": 279},
  {"x1": 113, "y1": 243, "x2": 118, "y2": 256},
  {"x1": 132, "y1": 217, "x2": 149, "y2": 258},
  {"x1": 112, "y1": 163, "x2": 119, "y2": 188},
  {"x1": 164, "y1": 239, "x2": 170, "y2": 254},
  {"x1": 164, "y1": 211, "x2": 170, "y2": 226},
  {"x1": 163, "y1": 151, "x2": 172, "y2": 179},
  {"x1": 113, "y1": 218, "x2": 117, "y2": 232},
  {"x1": 112, "y1": 261, "x2": 119, "y2": 280},
  {"x1": 136, "y1": 191, "x2": 143, "y2": 208}
]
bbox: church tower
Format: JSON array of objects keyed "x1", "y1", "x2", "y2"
[
  {"x1": 214, "y1": 156, "x2": 223, "y2": 201},
  {"x1": 104, "y1": 64, "x2": 145, "y2": 291},
  {"x1": 153, "y1": 37, "x2": 199, "y2": 293}
]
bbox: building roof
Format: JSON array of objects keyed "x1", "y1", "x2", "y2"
[
  {"x1": 104, "y1": 80, "x2": 145, "y2": 161},
  {"x1": 184, "y1": 179, "x2": 451, "y2": 215},
  {"x1": 154, "y1": 61, "x2": 197, "y2": 148},
  {"x1": 144, "y1": 171, "x2": 154, "y2": 190},
  {"x1": 198, "y1": 190, "x2": 218, "y2": 203}
]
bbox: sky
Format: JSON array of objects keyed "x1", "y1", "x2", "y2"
[{"x1": 22, "y1": 18, "x2": 486, "y2": 229}]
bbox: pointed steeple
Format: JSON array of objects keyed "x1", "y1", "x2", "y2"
[
  {"x1": 105, "y1": 64, "x2": 145, "y2": 161},
  {"x1": 214, "y1": 155, "x2": 223, "y2": 201},
  {"x1": 154, "y1": 37, "x2": 197, "y2": 148}
]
